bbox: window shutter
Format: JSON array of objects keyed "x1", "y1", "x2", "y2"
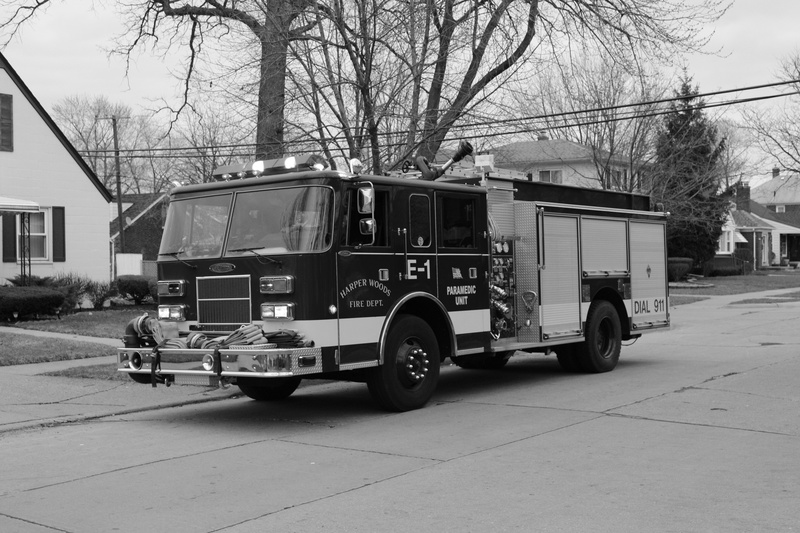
[
  {"x1": 2, "y1": 213, "x2": 17, "y2": 262},
  {"x1": 52, "y1": 207, "x2": 66, "y2": 262},
  {"x1": 0, "y1": 94, "x2": 12, "y2": 152}
]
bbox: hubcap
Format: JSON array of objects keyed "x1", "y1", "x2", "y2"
[{"x1": 399, "y1": 342, "x2": 429, "y2": 386}]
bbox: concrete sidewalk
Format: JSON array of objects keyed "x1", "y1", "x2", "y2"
[
  {"x1": 1, "y1": 286, "x2": 798, "y2": 435},
  {"x1": 0, "y1": 326, "x2": 238, "y2": 434}
]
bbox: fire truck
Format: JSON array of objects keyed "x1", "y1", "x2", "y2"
[{"x1": 118, "y1": 144, "x2": 669, "y2": 411}]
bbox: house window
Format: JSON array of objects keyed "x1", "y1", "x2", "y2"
[
  {"x1": 538, "y1": 170, "x2": 562, "y2": 184},
  {"x1": 717, "y1": 230, "x2": 733, "y2": 254},
  {"x1": 0, "y1": 93, "x2": 12, "y2": 152},
  {"x1": 776, "y1": 205, "x2": 786, "y2": 213},
  {"x1": 2, "y1": 207, "x2": 65, "y2": 263}
]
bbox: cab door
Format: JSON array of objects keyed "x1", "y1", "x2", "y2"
[{"x1": 335, "y1": 184, "x2": 402, "y2": 368}]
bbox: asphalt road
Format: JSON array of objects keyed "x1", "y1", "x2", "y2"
[{"x1": 1, "y1": 289, "x2": 799, "y2": 532}]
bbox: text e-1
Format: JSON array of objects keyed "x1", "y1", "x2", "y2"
[{"x1": 406, "y1": 258, "x2": 431, "y2": 280}]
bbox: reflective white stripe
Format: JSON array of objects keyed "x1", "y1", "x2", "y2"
[
  {"x1": 450, "y1": 309, "x2": 490, "y2": 335},
  {"x1": 339, "y1": 316, "x2": 386, "y2": 345},
  {"x1": 261, "y1": 318, "x2": 339, "y2": 347}
]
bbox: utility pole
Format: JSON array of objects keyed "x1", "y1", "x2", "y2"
[{"x1": 112, "y1": 115, "x2": 126, "y2": 254}]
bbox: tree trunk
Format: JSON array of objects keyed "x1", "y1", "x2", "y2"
[{"x1": 256, "y1": 36, "x2": 289, "y2": 159}]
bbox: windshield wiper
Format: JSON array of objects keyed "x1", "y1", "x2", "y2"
[
  {"x1": 227, "y1": 246, "x2": 282, "y2": 266},
  {"x1": 161, "y1": 249, "x2": 197, "y2": 269}
]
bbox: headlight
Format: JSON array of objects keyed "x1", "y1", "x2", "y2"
[
  {"x1": 157, "y1": 280, "x2": 186, "y2": 297},
  {"x1": 261, "y1": 303, "x2": 295, "y2": 320},
  {"x1": 158, "y1": 304, "x2": 187, "y2": 321},
  {"x1": 259, "y1": 276, "x2": 294, "y2": 294}
]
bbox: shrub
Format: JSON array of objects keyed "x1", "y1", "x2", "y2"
[
  {"x1": 0, "y1": 286, "x2": 65, "y2": 320},
  {"x1": 6, "y1": 274, "x2": 52, "y2": 287},
  {"x1": 709, "y1": 267, "x2": 746, "y2": 277},
  {"x1": 49, "y1": 272, "x2": 93, "y2": 314},
  {"x1": 667, "y1": 257, "x2": 693, "y2": 282},
  {"x1": 86, "y1": 280, "x2": 118, "y2": 310},
  {"x1": 117, "y1": 275, "x2": 154, "y2": 305}
]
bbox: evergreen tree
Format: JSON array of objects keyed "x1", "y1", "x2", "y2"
[{"x1": 651, "y1": 76, "x2": 728, "y2": 266}]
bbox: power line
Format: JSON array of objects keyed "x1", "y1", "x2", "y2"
[{"x1": 75, "y1": 79, "x2": 800, "y2": 159}]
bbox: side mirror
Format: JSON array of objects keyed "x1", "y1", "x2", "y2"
[
  {"x1": 357, "y1": 187, "x2": 374, "y2": 215},
  {"x1": 359, "y1": 218, "x2": 376, "y2": 237}
]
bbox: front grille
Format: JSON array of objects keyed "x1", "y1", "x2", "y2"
[{"x1": 197, "y1": 275, "x2": 251, "y2": 327}]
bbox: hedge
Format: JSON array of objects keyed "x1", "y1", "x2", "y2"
[
  {"x1": 667, "y1": 257, "x2": 693, "y2": 282},
  {"x1": 0, "y1": 286, "x2": 66, "y2": 320},
  {"x1": 117, "y1": 275, "x2": 156, "y2": 305}
]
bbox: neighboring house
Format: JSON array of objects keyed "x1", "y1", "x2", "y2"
[
  {"x1": 110, "y1": 193, "x2": 168, "y2": 262},
  {"x1": 0, "y1": 51, "x2": 112, "y2": 283},
  {"x1": 751, "y1": 170, "x2": 800, "y2": 262},
  {"x1": 481, "y1": 138, "x2": 641, "y2": 191},
  {"x1": 715, "y1": 181, "x2": 800, "y2": 270}
]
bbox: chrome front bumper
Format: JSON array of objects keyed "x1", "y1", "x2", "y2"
[{"x1": 118, "y1": 346, "x2": 323, "y2": 381}]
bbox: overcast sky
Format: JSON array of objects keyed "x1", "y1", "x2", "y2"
[{"x1": 2, "y1": 0, "x2": 799, "y2": 119}]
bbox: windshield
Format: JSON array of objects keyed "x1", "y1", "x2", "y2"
[
  {"x1": 226, "y1": 186, "x2": 333, "y2": 255},
  {"x1": 159, "y1": 194, "x2": 231, "y2": 259}
]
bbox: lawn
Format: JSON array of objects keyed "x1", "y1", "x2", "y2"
[
  {"x1": 8, "y1": 306, "x2": 154, "y2": 339},
  {"x1": 0, "y1": 331, "x2": 114, "y2": 366},
  {"x1": 670, "y1": 270, "x2": 800, "y2": 296}
]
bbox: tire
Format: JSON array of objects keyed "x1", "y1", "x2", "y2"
[
  {"x1": 576, "y1": 300, "x2": 621, "y2": 373},
  {"x1": 366, "y1": 314, "x2": 441, "y2": 412},
  {"x1": 452, "y1": 351, "x2": 512, "y2": 370},
  {"x1": 555, "y1": 344, "x2": 583, "y2": 372},
  {"x1": 237, "y1": 377, "x2": 302, "y2": 401}
]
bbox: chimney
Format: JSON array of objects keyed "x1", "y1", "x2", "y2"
[
  {"x1": 735, "y1": 182, "x2": 751, "y2": 212},
  {"x1": 772, "y1": 167, "x2": 780, "y2": 179}
]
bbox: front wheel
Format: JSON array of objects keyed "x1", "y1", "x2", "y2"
[
  {"x1": 237, "y1": 377, "x2": 302, "y2": 401},
  {"x1": 577, "y1": 300, "x2": 621, "y2": 373},
  {"x1": 366, "y1": 315, "x2": 441, "y2": 412}
]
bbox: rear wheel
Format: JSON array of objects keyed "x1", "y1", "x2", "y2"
[
  {"x1": 366, "y1": 314, "x2": 440, "y2": 412},
  {"x1": 237, "y1": 377, "x2": 302, "y2": 401},
  {"x1": 576, "y1": 300, "x2": 621, "y2": 373}
]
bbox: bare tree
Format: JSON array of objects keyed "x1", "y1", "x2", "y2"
[
  {"x1": 52, "y1": 95, "x2": 171, "y2": 193},
  {"x1": 515, "y1": 52, "x2": 668, "y2": 191},
  {"x1": 742, "y1": 52, "x2": 800, "y2": 174},
  {"x1": 2, "y1": 0, "x2": 729, "y2": 168}
]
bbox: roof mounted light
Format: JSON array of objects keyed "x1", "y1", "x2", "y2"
[{"x1": 212, "y1": 154, "x2": 329, "y2": 180}]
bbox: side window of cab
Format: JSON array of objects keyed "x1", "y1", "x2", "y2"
[
  {"x1": 343, "y1": 188, "x2": 389, "y2": 247},
  {"x1": 438, "y1": 194, "x2": 477, "y2": 248}
]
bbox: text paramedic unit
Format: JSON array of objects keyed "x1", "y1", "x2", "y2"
[{"x1": 118, "y1": 144, "x2": 670, "y2": 412}]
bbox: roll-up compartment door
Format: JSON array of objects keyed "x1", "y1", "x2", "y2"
[
  {"x1": 629, "y1": 221, "x2": 669, "y2": 329},
  {"x1": 540, "y1": 214, "x2": 581, "y2": 339}
]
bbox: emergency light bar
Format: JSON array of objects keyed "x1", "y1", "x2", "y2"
[{"x1": 212, "y1": 154, "x2": 328, "y2": 180}]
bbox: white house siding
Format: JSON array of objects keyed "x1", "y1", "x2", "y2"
[{"x1": 0, "y1": 66, "x2": 110, "y2": 282}]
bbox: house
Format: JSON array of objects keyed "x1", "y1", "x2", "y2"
[
  {"x1": 0, "y1": 51, "x2": 112, "y2": 282},
  {"x1": 751, "y1": 170, "x2": 800, "y2": 263},
  {"x1": 110, "y1": 192, "x2": 168, "y2": 277},
  {"x1": 482, "y1": 138, "x2": 642, "y2": 191}
]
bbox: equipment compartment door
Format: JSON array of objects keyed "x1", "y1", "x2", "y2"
[
  {"x1": 629, "y1": 220, "x2": 669, "y2": 329},
  {"x1": 540, "y1": 214, "x2": 582, "y2": 340}
]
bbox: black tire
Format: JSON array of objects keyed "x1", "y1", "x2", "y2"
[
  {"x1": 576, "y1": 300, "x2": 621, "y2": 373},
  {"x1": 555, "y1": 344, "x2": 583, "y2": 372},
  {"x1": 128, "y1": 372, "x2": 153, "y2": 384},
  {"x1": 366, "y1": 314, "x2": 441, "y2": 412},
  {"x1": 237, "y1": 377, "x2": 302, "y2": 401},
  {"x1": 452, "y1": 350, "x2": 512, "y2": 370}
]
